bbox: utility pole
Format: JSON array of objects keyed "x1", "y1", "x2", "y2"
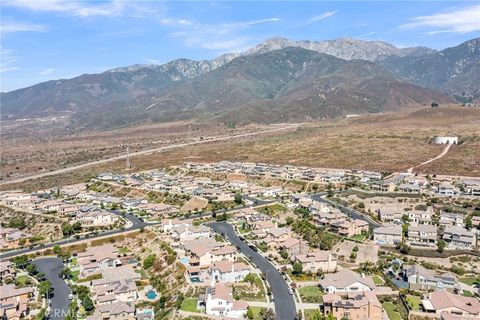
[{"x1": 126, "y1": 147, "x2": 131, "y2": 170}]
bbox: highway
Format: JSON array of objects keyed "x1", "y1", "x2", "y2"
[
  {"x1": 34, "y1": 257, "x2": 70, "y2": 320},
  {"x1": 208, "y1": 222, "x2": 297, "y2": 320},
  {"x1": 0, "y1": 124, "x2": 299, "y2": 186}
]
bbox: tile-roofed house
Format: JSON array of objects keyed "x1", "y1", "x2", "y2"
[
  {"x1": 440, "y1": 211, "x2": 464, "y2": 227},
  {"x1": 161, "y1": 218, "x2": 192, "y2": 233},
  {"x1": 408, "y1": 224, "x2": 437, "y2": 246},
  {"x1": 0, "y1": 261, "x2": 15, "y2": 283},
  {"x1": 331, "y1": 219, "x2": 369, "y2": 237},
  {"x1": 171, "y1": 225, "x2": 211, "y2": 242},
  {"x1": 373, "y1": 224, "x2": 402, "y2": 245},
  {"x1": 0, "y1": 284, "x2": 34, "y2": 320},
  {"x1": 293, "y1": 250, "x2": 337, "y2": 273},
  {"x1": 443, "y1": 226, "x2": 476, "y2": 249},
  {"x1": 403, "y1": 264, "x2": 457, "y2": 291},
  {"x1": 408, "y1": 210, "x2": 433, "y2": 225},
  {"x1": 75, "y1": 208, "x2": 119, "y2": 227},
  {"x1": 210, "y1": 261, "x2": 251, "y2": 283},
  {"x1": 422, "y1": 290, "x2": 480, "y2": 317},
  {"x1": 319, "y1": 269, "x2": 375, "y2": 294},
  {"x1": 323, "y1": 291, "x2": 383, "y2": 320},
  {"x1": 190, "y1": 245, "x2": 237, "y2": 267},
  {"x1": 0, "y1": 228, "x2": 32, "y2": 250},
  {"x1": 88, "y1": 301, "x2": 136, "y2": 320},
  {"x1": 205, "y1": 283, "x2": 248, "y2": 318},
  {"x1": 77, "y1": 244, "x2": 120, "y2": 276},
  {"x1": 278, "y1": 237, "x2": 309, "y2": 257}
]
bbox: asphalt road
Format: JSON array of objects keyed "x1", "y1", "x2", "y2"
[
  {"x1": 33, "y1": 258, "x2": 70, "y2": 320},
  {"x1": 311, "y1": 193, "x2": 381, "y2": 228},
  {"x1": 208, "y1": 222, "x2": 296, "y2": 320}
]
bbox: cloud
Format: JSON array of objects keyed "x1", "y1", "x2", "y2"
[
  {"x1": 356, "y1": 32, "x2": 376, "y2": 38},
  {"x1": 1, "y1": 20, "x2": 47, "y2": 33},
  {"x1": 3, "y1": 0, "x2": 156, "y2": 18},
  {"x1": 142, "y1": 58, "x2": 161, "y2": 64},
  {"x1": 0, "y1": 47, "x2": 19, "y2": 73},
  {"x1": 38, "y1": 68, "x2": 55, "y2": 75},
  {"x1": 307, "y1": 11, "x2": 337, "y2": 24},
  {"x1": 400, "y1": 4, "x2": 480, "y2": 34},
  {"x1": 163, "y1": 16, "x2": 281, "y2": 51}
]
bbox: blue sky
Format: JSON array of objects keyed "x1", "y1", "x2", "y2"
[{"x1": 1, "y1": 1, "x2": 479, "y2": 92}]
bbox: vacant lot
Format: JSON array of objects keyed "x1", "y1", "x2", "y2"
[{"x1": 3, "y1": 106, "x2": 479, "y2": 192}]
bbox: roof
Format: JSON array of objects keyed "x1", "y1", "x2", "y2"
[
  {"x1": 0, "y1": 284, "x2": 33, "y2": 300},
  {"x1": 319, "y1": 269, "x2": 375, "y2": 290},
  {"x1": 211, "y1": 261, "x2": 250, "y2": 273},
  {"x1": 208, "y1": 283, "x2": 233, "y2": 302},
  {"x1": 405, "y1": 264, "x2": 456, "y2": 283},
  {"x1": 294, "y1": 250, "x2": 333, "y2": 263},
  {"x1": 429, "y1": 290, "x2": 480, "y2": 314},
  {"x1": 373, "y1": 224, "x2": 402, "y2": 236},
  {"x1": 97, "y1": 301, "x2": 135, "y2": 315}
]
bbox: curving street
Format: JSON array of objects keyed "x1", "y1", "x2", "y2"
[
  {"x1": 208, "y1": 222, "x2": 297, "y2": 320},
  {"x1": 33, "y1": 257, "x2": 70, "y2": 320}
]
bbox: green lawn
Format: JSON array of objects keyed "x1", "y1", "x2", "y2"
[
  {"x1": 463, "y1": 290, "x2": 474, "y2": 297},
  {"x1": 15, "y1": 275, "x2": 31, "y2": 286},
  {"x1": 298, "y1": 286, "x2": 323, "y2": 303},
  {"x1": 459, "y1": 277, "x2": 479, "y2": 286},
  {"x1": 304, "y1": 309, "x2": 322, "y2": 320},
  {"x1": 180, "y1": 298, "x2": 200, "y2": 313},
  {"x1": 383, "y1": 302, "x2": 401, "y2": 320},
  {"x1": 348, "y1": 234, "x2": 367, "y2": 242},
  {"x1": 248, "y1": 306, "x2": 267, "y2": 320},
  {"x1": 406, "y1": 295, "x2": 422, "y2": 311},
  {"x1": 70, "y1": 270, "x2": 80, "y2": 282},
  {"x1": 372, "y1": 275, "x2": 384, "y2": 286}
]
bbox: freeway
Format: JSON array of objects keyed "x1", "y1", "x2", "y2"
[
  {"x1": 311, "y1": 193, "x2": 381, "y2": 228},
  {"x1": 34, "y1": 257, "x2": 70, "y2": 320},
  {"x1": 1, "y1": 124, "x2": 299, "y2": 186},
  {"x1": 208, "y1": 222, "x2": 297, "y2": 320}
]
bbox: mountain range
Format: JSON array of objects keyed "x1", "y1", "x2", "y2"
[{"x1": 2, "y1": 37, "x2": 478, "y2": 131}]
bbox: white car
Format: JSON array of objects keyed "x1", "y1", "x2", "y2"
[
  {"x1": 288, "y1": 288, "x2": 294, "y2": 295},
  {"x1": 68, "y1": 293, "x2": 74, "y2": 300}
]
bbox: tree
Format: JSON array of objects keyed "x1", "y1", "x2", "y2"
[
  {"x1": 234, "y1": 193, "x2": 243, "y2": 205},
  {"x1": 26, "y1": 263, "x2": 38, "y2": 275},
  {"x1": 308, "y1": 310, "x2": 324, "y2": 320},
  {"x1": 12, "y1": 255, "x2": 29, "y2": 268},
  {"x1": 261, "y1": 308, "x2": 276, "y2": 320},
  {"x1": 53, "y1": 245, "x2": 62, "y2": 255},
  {"x1": 39, "y1": 281, "x2": 52, "y2": 297},
  {"x1": 82, "y1": 296, "x2": 94, "y2": 312},
  {"x1": 61, "y1": 267, "x2": 71, "y2": 279},
  {"x1": 247, "y1": 308, "x2": 254, "y2": 320},
  {"x1": 143, "y1": 254, "x2": 156, "y2": 269},
  {"x1": 36, "y1": 308, "x2": 47, "y2": 320},
  {"x1": 431, "y1": 102, "x2": 439, "y2": 108},
  {"x1": 437, "y1": 239, "x2": 446, "y2": 253},
  {"x1": 61, "y1": 223, "x2": 74, "y2": 237},
  {"x1": 292, "y1": 261, "x2": 303, "y2": 275},
  {"x1": 465, "y1": 217, "x2": 473, "y2": 230}
]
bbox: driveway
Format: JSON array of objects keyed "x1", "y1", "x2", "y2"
[
  {"x1": 33, "y1": 257, "x2": 70, "y2": 320},
  {"x1": 208, "y1": 222, "x2": 296, "y2": 320}
]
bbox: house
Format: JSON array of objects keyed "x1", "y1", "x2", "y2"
[
  {"x1": 462, "y1": 179, "x2": 480, "y2": 197},
  {"x1": 171, "y1": 225, "x2": 211, "y2": 242},
  {"x1": 378, "y1": 208, "x2": 404, "y2": 223},
  {"x1": 0, "y1": 284, "x2": 34, "y2": 320},
  {"x1": 91, "y1": 267, "x2": 140, "y2": 304},
  {"x1": 437, "y1": 183, "x2": 459, "y2": 196},
  {"x1": 161, "y1": 218, "x2": 192, "y2": 233},
  {"x1": 265, "y1": 228, "x2": 291, "y2": 242},
  {"x1": 293, "y1": 250, "x2": 337, "y2": 273},
  {"x1": 190, "y1": 245, "x2": 237, "y2": 266},
  {"x1": 440, "y1": 212, "x2": 464, "y2": 227},
  {"x1": 0, "y1": 261, "x2": 15, "y2": 283},
  {"x1": 373, "y1": 225, "x2": 402, "y2": 245},
  {"x1": 319, "y1": 269, "x2": 376, "y2": 294},
  {"x1": 408, "y1": 210, "x2": 433, "y2": 225},
  {"x1": 408, "y1": 224, "x2": 437, "y2": 246},
  {"x1": 331, "y1": 219, "x2": 369, "y2": 237},
  {"x1": 75, "y1": 208, "x2": 119, "y2": 227},
  {"x1": 77, "y1": 244, "x2": 121, "y2": 276},
  {"x1": 278, "y1": 237, "x2": 309, "y2": 257},
  {"x1": 323, "y1": 291, "x2": 383, "y2": 320},
  {"x1": 0, "y1": 228, "x2": 32, "y2": 250},
  {"x1": 422, "y1": 290, "x2": 480, "y2": 317},
  {"x1": 403, "y1": 265, "x2": 457, "y2": 292},
  {"x1": 205, "y1": 283, "x2": 248, "y2": 318},
  {"x1": 442, "y1": 226, "x2": 476, "y2": 249},
  {"x1": 209, "y1": 261, "x2": 251, "y2": 283},
  {"x1": 398, "y1": 183, "x2": 421, "y2": 194},
  {"x1": 87, "y1": 301, "x2": 136, "y2": 320},
  {"x1": 314, "y1": 209, "x2": 348, "y2": 226}
]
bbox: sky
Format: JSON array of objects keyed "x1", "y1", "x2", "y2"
[{"x1": 1, "y1": 1, "x2": 479, "y2": 92}]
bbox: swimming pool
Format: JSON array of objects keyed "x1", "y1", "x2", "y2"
[
  {"x1": 146, "y1": 289, "x2": 157, "y2": 300},
  {"x1": 190, "y1": 277, "x2": 202, "y2": 283}
]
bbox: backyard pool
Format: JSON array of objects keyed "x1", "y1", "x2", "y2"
[
  {"x1": 190, "y1": 277, "x2": 202, "y2": 283},
  {"x1": 146, "y1": 289, "x2": 157, "y2": 300}
]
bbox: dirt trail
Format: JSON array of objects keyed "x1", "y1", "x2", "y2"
[{"x1": 407, "y1": 143, "x2": 452, "y2": 173}]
